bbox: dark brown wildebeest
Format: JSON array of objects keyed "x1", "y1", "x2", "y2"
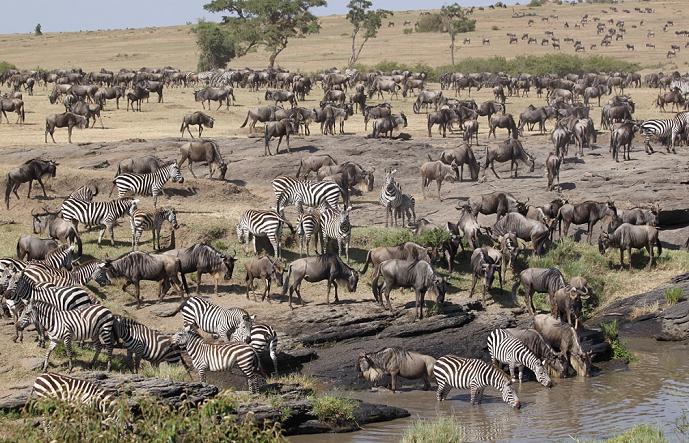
[
  {"x1": 518, "y1": 105, "x2": 555, "y2": 134},
  {"x1": 483, "y1": 138, "x2": 535, "y2": 179},
  {"x1": 557, "y1": 200, "x2": 617, "y2": 243},
  {"x1": 16, "y1": 234, "x2": 59, "y2": 261},
  {"x1": 94, "y1": 250, "x2": 190, "y2": 308},
  {"x1": 426, "y1": 108, "x2": 455, "y2": 138},
  {"x1": 469, "y1": 191, "x2": 527, "y2": 220},
  {"x1": 0, "y1": 97, "x2": 25, "y2": 124},
  {"x1": 598, "y1": 223, "x2": 661, "y2": 270},
  {"x1": 363, "y1": 103, "x2": 391, "y2": 130},
  {"x1": 5, "y1": 158, "x2": 58, "y2": 209},
  {"x1": 545, "y1": 152, "x2": 561, "y2": 191},
  {"x1": 610, "y1": 120, "x2": 639, "y2": 161},
  {"x1": 141, "y1": 80, "x2": 164, "y2": 103},
  {"x1": 194, "y1": 87, "x2": 235, "y2": 110},
  {"x1": 420, "y1": 159, "x2": 456, "y2": 200},
  {"x1": 489, "y1": 114, "x2": 519, "y2": 138},
  {"x1": 283, "y1": 253, "x2": 359, "y2": 308},
  {"x1": 357, "y1": 347, "x2": 436, "y2": 393},
  {"x1": 116, "y1": 155, "x2": 165, "y2": 176},
  {"x1": 494, "y1": 212, "x2": 550, "y2": 256},
  {"x1": 440, "y1": 145, "x2": 480, "y2": 181},
  {"x1": 240, "y1": 105, "x2": 281, "y2": 133},
  {"x1": 469, "y1": 247, "x2": 502, "y2": 303},
  {"x1": 178, "y1": 140, "x2": 227, "y2": 179},
  {"x1": 360, "y1": 242, "x2": 432, "y2": 276},
  {"x1": 371, "y1": 259, "x2": 446, "y2": 320},
  {"x1": 126, "y1": 86, "x2": 149, "y2": 112},
  {"x1": 507, "y1": 328, "x2": 572, "y2": 378},
  {"x1": 534, "y1": 314, "x2": 592, "y2": 377},
  {"x1": 264, "y1": 118, "x2": 298, "y2": 156},
  {"x1": 265, "y1": 89, "x2": 297, "y2": 108},
  {"x1": 70, "y1": 101, "x2": 104, "y2": 129},
  {"x1": 654, "y1": 89, "x2": 685, "y2": 112},
  {"x1": 463, "y1": 119, "x2": 480, "y2": 146},
  {"x1": 45, "y1": 112, "x2": 86, "y2": 144},
  {"x1": 244, "y1": 255, "x2": 285, "y2": 302},
  {"x1": 511, "y1": 267, "x2": 567, "y2": 315},
  {"x1": 551, "y1": 280, "x2": 589, "y2": 329},
  {"x1": 164, "y1": 243, "x2": 236, "y2": 296},
  {"x1": 180, "y1": 111, "x2": 214, "y2": 138},
  {"x1": 371, "y1": 113, "x2": 408, "y2": 138},
  {"x1": 94, "y1": 86, "x2": 125, "y2": 109},
  {"x1": 295, "y1": 154, "x2": 338, "y2": 178}
]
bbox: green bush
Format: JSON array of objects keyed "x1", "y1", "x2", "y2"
[
  {"x1": 528, "y1": 0, "x2": 543, "y2": 6},
  {"x1": 601, "y1": 320, "x2": 634, "y2": 363},
  {"x1": 664, "y1": 287, "x2": 683, "y2": 305},
  {"x1": 402, "y1": 416, "x2": 465, "y2": 443},
  {"x1": 415, "y1": 13, "x2": 444, "y2": 33},
  {"x1": 0, "y1": 61, "x2": 16, "y2": 77},
  {"x1": 403, "y1": 28, "x2": 413, "y2": 35},
  {"x1": 352, "y1": 227, "x2": 413, "y2": 249},
  {"x1": 310, "y1": 395, "x2": 356, "y2": 424},
  {"x1": 417, "y1": 228, "x2": 450, "y2": 249}
]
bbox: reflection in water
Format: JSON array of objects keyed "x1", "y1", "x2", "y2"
[{"x1": 290, "y1": 338, "x2": 689, "y2": 442}]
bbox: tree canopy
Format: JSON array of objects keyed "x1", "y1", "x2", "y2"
[
  {"x1": 346, "y1": 0, "x2": 392, "y2": 67},
  {"x1": 440, "y1": 3, "x2": 476, "y2": 65}
]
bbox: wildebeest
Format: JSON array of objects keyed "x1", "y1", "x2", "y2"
[
  {"x1": 420, "y1": 159, "x2": 456, "y2": 200},
  {"x1": 426, "y1": 108, "x2": 455, "y2": 138},
  {"x1": 194, "y1": 87, "x2": 235, "y2": 110},
  {"x1": 164, "y1": 243, "x2": 236, "y2": 295},
  {"x1": 499, "y1": 232, "x2": 520, "y2": 283},
  {"x1": 372, "y1": 259, "x2": 446, "y2": 320},
  {"x1": 359, "y1": 242, "x2": 432, "y2": 275},
  {"x1": 5, "y1": 159, "x2": 58, "y2": 209},
  {"x1": 452, "y1": 204, "x2": 483, "y2": 249},
  {"x1": 469, "y1": 191, "x2": 527, "y2": 220},
  {"x1": 619, "y1": 205, "x2": 659, "y2": 226},
  {"x1": 178, "y1": 140, "x2": 227, "y2": 180},
  {"x1": 265, "y1": 89, "x2": 297, "y2": 107},
  {"x1": 506, "y1": 328, "x2": 571, "y2": 378},
  {"x1": 557, "y1": 200, "x2": 617, "y2": 243},
  {"x1": 116, "y1": 155, "x2": 164, "y2": 176},
  {"x1": 488, "y1": 114, "x2": 519, "y2": 139},
  {"x1": 463, "y1": 119, "x2": 480, "y2": 146},
  {"x1": 551, "y1": 126, "x2": 572, "y2": 159},
  {"x1": 244, "y1": 255, "x2": 285, "y2": 302},
  {"x1": 494, "y1": 212, "x2": 550, "y2": 255},
  {"x1": 126, "y1": 86, "x2": 149, "y2": 112},
  {"x1": 295, "y1": 154, "x2": 338, "y2": 179},
  {"x1": 517, "y1": 105, "x2": 554, "y2": 134},
  {"x1": 363, "y1": 103, "x2": 391, "y2": 130},
  {"x1": 264, "y1": 118, "x2": 298, "y2": 155},
  {"x1": 511, "y1": 267, "x2": 567, "y2": 315},
  {"x1": 534, "y1": 314, "x2": 592, "y2": 377},
  {"x1": 371, "y1": 113, "x2": 408, "y2": 138},
  {"x1": 483, "y1": 138, "x2": 535, "y2": 179},
  {"x1": 599, "y1": 223, "x2": 661, "y2": 270},
  {"x1": 440, "y1": 145, "x2": 480, "y2": 181},
  {"x1": 45, "y1": 112, "x2": 87, "y2": 143},
  {"x1": 16, "y1": 234, "x2": 59, "y2": 261},
  {"x1": 368, "y1": 77, "x2": 401, "y2": 100},
  {"x1": 94, "y1": 86, "x2": 125, "y2": 109},
  {"x1": 94, "y1": 251, "x2": 190, "y2": 308},
  {"x1": 610, "y1": 120, "x2": 639, "y2": 161},
  {"x1": 31, "y1": 207, "x2": 82, "y2": 251},
  {"x1": 413, "y1": 90, "x2": 444, "y2": 114},
  {"x1": 469, "y1": 247, "x2": 502, "y2": 302},
  {"x1": 180, "y1": 111, "x2": 214, "y2": 138},
  {"x1": 282, "y1": 253, "x2": 359, "y2": 308},
  {"x1": 69, "y1": 100, "x2": 104, "y2": 129},
  {"x1": 357, "y1": 347, "x2": 436, "y2": 392},
  {"x1": 240, "y1": 105, "x2": 280, "y2": 132},
  {"x1": 551, "y1": 281, "x2": 589, "y2": 329},
  {"x1": 0, "y1": 97, "x2": 25, "y2": 124},
  {"x1": 545, "y1": 152, "x2": 561, "y2": 191}
]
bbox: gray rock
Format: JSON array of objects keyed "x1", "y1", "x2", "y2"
[{"x1": 658, "y1": 301, "x2": 689, "y2": 341}]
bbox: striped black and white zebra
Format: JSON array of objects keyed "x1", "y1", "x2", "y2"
[
  {"x1": 640, "y1": 111, "x2": 689, "y2": 154},
  {"x1": 433, "y1": 355, "x2": 521, "y2": 408},
  {"x1": 379, "y1": 169, "x2": 415, "y2": 227},
  {"x1": 16, "y1": 300, "x2": 115, "y2": 372},
  {"x1": 110, "y1": 161, "x2": 184, "y2": 207},
  {"x1": 30, "y1": 372, "x2": 117, "y2": 414},
  {"x1": 113, "y1": 315, "x2": 187, "y2": 373},
  {"x1": 14, "y1": 259, "x2": 101, "y2": 304},
  {"x1": 172, "y1": 327, "x2": 265, "y2": 392},
  {"x1": 60, "y1": 197, "x2": 139, "y2": 246},
  {"x1": 231, "y1": 322, "x2": 278, "y2": 375},
  {"x1": 487, "y1": 328, "x2": 552, "y2": 387},
  {"x1": 172, "y1": 296, "x2": 254, "y2": 343},
  {"x1": 130, "y1": 207, "x2": 179, "y2": 251},
  {"x1": 68, "y1": 183, "x2": 99, "y2": 202},
  {"x1": 272, "y1": 176, "x2": 341, "y2": 214},
  {"x1": 296, "y1": 210, "x2": 320, "y2": 256},
  {"x1": 236, "y1": 209, "x2": 294, "y2": 258},
  {"x1": 319, "y1": 206, "x2": 352, "y2": 262}
]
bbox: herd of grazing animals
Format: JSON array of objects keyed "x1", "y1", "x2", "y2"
[{"x1": 3, "y1": 8, "x2": 689, "y2": 426}]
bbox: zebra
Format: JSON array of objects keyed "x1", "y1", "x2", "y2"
[
  {"x1": 16, "y1": 300, "x2": 115, "y2": 372},
  {"x1": 130, "y1": 207, "x2": 179, "y2": 251},
  {"x1": 640, "y1": 111, "x2": 689, "y2": 154},
  {"x1": 379, "y1": 169, "x2": 416, "y2": 227},
  {"x1": 14, "y1": 259, "x2": 101, "y2": 303},
  {"x1": 110, "y1": 161, "x2": 184, "y2": 207},
  {"x1": 296, "y1": 210, "x2": 320, "y2": 256},
  {"x1": 319, "y1": 206, "x2": 352, "y2": 262},
  {"x1": 172, "y1": 326, "x2": 266, "y2": 392},
  {"x1": 30, "y1": 372, "x2": 117, "y2": 414},
  {"x1": 171, "y1": 296, "x2": 254, "y2": 343},
  {"x1": 433, "y1": 355, "x2": 521, "y2": 409},
  {"x1": 112, "y1": 315, "x2": 188, "y2": 373},
  {"x1": 271, "y1": 176, "x2": 341, "y2": 214},
  {"x1": 231, "y1": 322, "x2": 279, "y2": 375},
  {"x1": 60, "y1": 197, "x2": 139, "y2": 246},
  {"x1": 236, "y1": 209, "x2": 294, "y2": 258},
  {"x1": 487, "y1": 328, "x2": 552, "y2": 387},
  {"x1": 67, "y1": 183, "x2": 99, "y2": 202}
]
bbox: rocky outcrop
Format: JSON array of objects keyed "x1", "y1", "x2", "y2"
[{"x1": 658, "y1": 301, "x2": 689, "y2": 341}]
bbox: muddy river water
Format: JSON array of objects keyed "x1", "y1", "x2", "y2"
[{"x1": 292, "y1": 338, "x2": 689, "y2": 442}]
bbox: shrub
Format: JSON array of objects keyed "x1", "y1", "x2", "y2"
[
  {"x1": 417, "y1": 228, "x2": 450, "y2": 249},
  {"x1": 664, "y1": 287, "x2": 683, "y2": 305},
  {"x1": 310, "y1": 395, "x2": 356, "y2": 424},
  {"x1": 0, "y1": 61, "x2": 16, "y2": 77},
  {"x1": 192, "y1": 20, "x2": 236, "y2": 71},
  {"x1": 601, "y1": 320, "x2": 634, "y2": 363},
  {"x1": 403, "y1": 28, "x2": 413, "y2": 35},
  {"x1": 415, "y1": 13, "x2": 444, "y2": 33},
  {"x1": 352, "y1": 227, "x2": 413, "y2": 249},
  {"x1": 402, "y1": 416, "x2": 466, "y2": 443},
  {"x1": 528, "y1": 0, "x2": 542, "y2": 6}
]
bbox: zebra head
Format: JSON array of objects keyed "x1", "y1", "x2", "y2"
[
  {"x1": 94, "y1": 263, "x2": 112, "y2": 287},
  {"x1": 501, "y1": 383, "x2": 521, "y2": 409},
  {"x1": 232, "y1": 312, "x2": 255, "y2": 344},
  {"x1": 534, "y1": 362, "x2": 553, "y2": 388},
  {"x1": 171, "y1": 326, "x2": 197, "y2": 349},
  {"x1": 165, "y1": 208, "x2": 179, "y2": 229},
  {"x1": 169, "y1": 161, "x2": 184, "y2": 184},
  {"x1": 15, "y1": 300, "x2": 35, "y2": 332}
]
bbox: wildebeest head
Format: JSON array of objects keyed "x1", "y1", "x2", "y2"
[
  {"x1": 363, "y1": 167, "x2": 375, "y2": 192},
  {"x1": 598, "y1": 232, "x2": 611, "y2": 255},
  {"x1": 515, "y1": 198, "x2": 529, "y2": 215},
  {"x1": 94, "y1": 262, "x2": 115, "y2": 287},
  {"x1": 356, "y1": 353, "x2": 385, "y2": 383},
  {"x1": 45, "y1": 160, "x2": 58, "y2": 178},
  {"x1": 400, "y1": 112, "x2": 408, "y2": 128},
  {"x1": 205, "y1": 116, "x2": 215, "y2": 129},
  {"x1": 346, "y1": 267, "x2": 359, "y2": 292},
  {"x1": 501, "y1": 383, "x2": 521, "y2": 409},
  {"x1": 193, "y1": 90, "x2": 203, "y2": 102},
  {"x1": 31, "y1": 207, "x2": 55, "y2": 234},
  {"x1": 218, "y1": 162, "x2": 228, "y2": 181},
  {"x1": 74, "y1": 115, "x2": 87, "y2": 129},
  {"x1": 433, "y1": 276, "x2": 447, "y2": 305},
  {"x1": 571, "y1": 351, "x2": 593, "y2": 377},
  {"x1": 222, "y1": 250, "x2": 237, "y2": 280},
  {"x1": 169, "y1": 161, "x2": 184, "y2": 184},
  {"x1": 605, "y1": 200, "x2": 617, "y2": 216}
]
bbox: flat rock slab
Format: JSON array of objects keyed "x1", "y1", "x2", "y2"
[
  {"x1": 658, "y1": 301, "x2": 689, "y2": 341},
  {"x1": 377, "y1": 312, "x2": 474, "y2": 338}
]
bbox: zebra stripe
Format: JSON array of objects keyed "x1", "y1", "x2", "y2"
[
  {"x1": 67, "y1": 183, "x2": 99, "y2": 202},
  {"x1": 130, "y1": 207, "x2": 178, "y2": 250},
  {"x1": 113, "y1": 315, "x2": 185, "y2": 372},
  {"x1": 272, "y1": 176, "x2": 341, "y2": 214},
  {"x1": 60, "y1": 197, "x2": 138, "y2": 245},
  {"x1": 433, "y1": 355, "x2": 521, "y2": 408},
  {"x1": 319, "y1": 207, "x2": 351, "y2": 261},
  {"x1": 31, "y1": 372, "x2": 116, "y2": 413},
  {"x1": 487, "y1": 329, "x2": 551, "y2": 387},
  {"x1": 640, "y1": 111, "x2": 689, "y2": 154},
  {"x1": 296, "y1": 210, "x2": 320, "y2": 256},
  {"x1": 379, "y1": 170, "x2": 415, "y2": 227},
  {"x1": 14, "y1": 261, "x2": 100, "y2": 302},
  {"x1": 236, "y1": 209, "x2": 292, "y2": 258},
  {"x1": 172, "y1": 328, "x2": 265, "y2": 392},
  {"x1": 178, "y1": 296, "x2": 254, "y2": 343},
  {"x1": 232, "y1": 323, "x2": 278, "y2": 375},
  {"x1": 111, "y1": 162, "x2": 184, "y2": 207},
  {"x1": 17, "y1": 300, "x2": 114, "y2": 372}
]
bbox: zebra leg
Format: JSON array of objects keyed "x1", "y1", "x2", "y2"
[
  {"x1": 518, "y1": 365, "x2": 525, "y2": 383},
  {"x1": 90, "y1": 339, "x2": 103, "y2": 370},
  {"x1": 65, "y1": 335, "x2": 75, "y2": 372},
  {"x1": 508, "y1": 362, "x2": 517, "y2": 382},
  {"x1": 269, "y1": 338, "x2": 278, "y2": 375},
  {"x1": 436, "y1": 380, "x2": 451, "y2": 401},
  {"x1": 43, "y1": 339, "x2": 59, "y2": 371}
]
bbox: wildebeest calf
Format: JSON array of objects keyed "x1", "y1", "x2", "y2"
[{"x1": 244, "y1": 256, "x2": 285, "y2": 302}]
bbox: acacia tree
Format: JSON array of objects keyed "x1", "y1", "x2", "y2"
[
  {"x1": 440, "y1": 3, "x2": 476, "y2": 65},
  {"x1": 346, "y1": 0, "x2": 392, "y2": 67},
  {"x1": 193, "y1": 21, "x2": 237, "y2": 70},
  {"x1": 203, "y1": 0, "x2": 326, "y2": 68}
]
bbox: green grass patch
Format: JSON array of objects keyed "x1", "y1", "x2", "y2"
[
  {"x1": 310, "y1": 395, "x2": 356, "y2": 425},
  {"x1": 269, "y1": 374, "x2": 319, "y2": 393},
  {"x1": 0, "y1": 61, "x2": 16, "y2": 76},
  {"x1": 401, "y1": 416, "x2": 466, "y2": 443},
  {"x1": 597, "y1": 425, "x2": 666, "y2": 443},
  {"x1": 601, "y1": 320, "x2": 634, "y2": 363},
  {"x1": 664, "y1": 287, "x2": 683, "y2": 305},
  {"x1": 351, "y1": 227, "x2": 413, "y2": 249}
]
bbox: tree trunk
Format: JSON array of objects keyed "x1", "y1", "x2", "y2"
[
  {"x1": 450, "y1": 34, "x2": 456, "y2": 65},
  {"x1": 268, "y1": 45, "x2": 286, "y2": 69},
  {"x1": 349, "y1": 34, "x2": 357, "y2": 67}
]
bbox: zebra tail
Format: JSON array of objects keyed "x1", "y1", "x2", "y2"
[
  {"x1": 4, "y1": 174, "x2": 12, "y2": 209},
  {"x1": 360, "y1": 250, "x2": 373, "y2": 274},
  {"x1": 282, "y1": 264, "x2": 292, "y2": 296},
  {"x1": 656, "y1": 236, "x2": 662, "y2": 257}
]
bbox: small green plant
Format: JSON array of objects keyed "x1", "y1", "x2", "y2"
[
  {"x1": 601, "y1": 320, "x2": 634, "y2": 363},
  {"x1": 664, "y1": 287, "x2": 683, "y2": 305},
  {"x1": 403, "y1": 28, "x2": 413, "y2": 35},
  {"x1": 600, "y1": 319, "x2": 619, "y2": 341},
  {"x1": 417, "y1": 228, "x2": 450, "y2": 249},
  {"x1": 0, "y1": 61, "x2": 16, "y2": 77},
  {"x1": 402, "y1": 416, "x2": 466, "y2": 443},
  {"x1": 310, "y1": 395, "x2": 356, "y2": 424}
]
